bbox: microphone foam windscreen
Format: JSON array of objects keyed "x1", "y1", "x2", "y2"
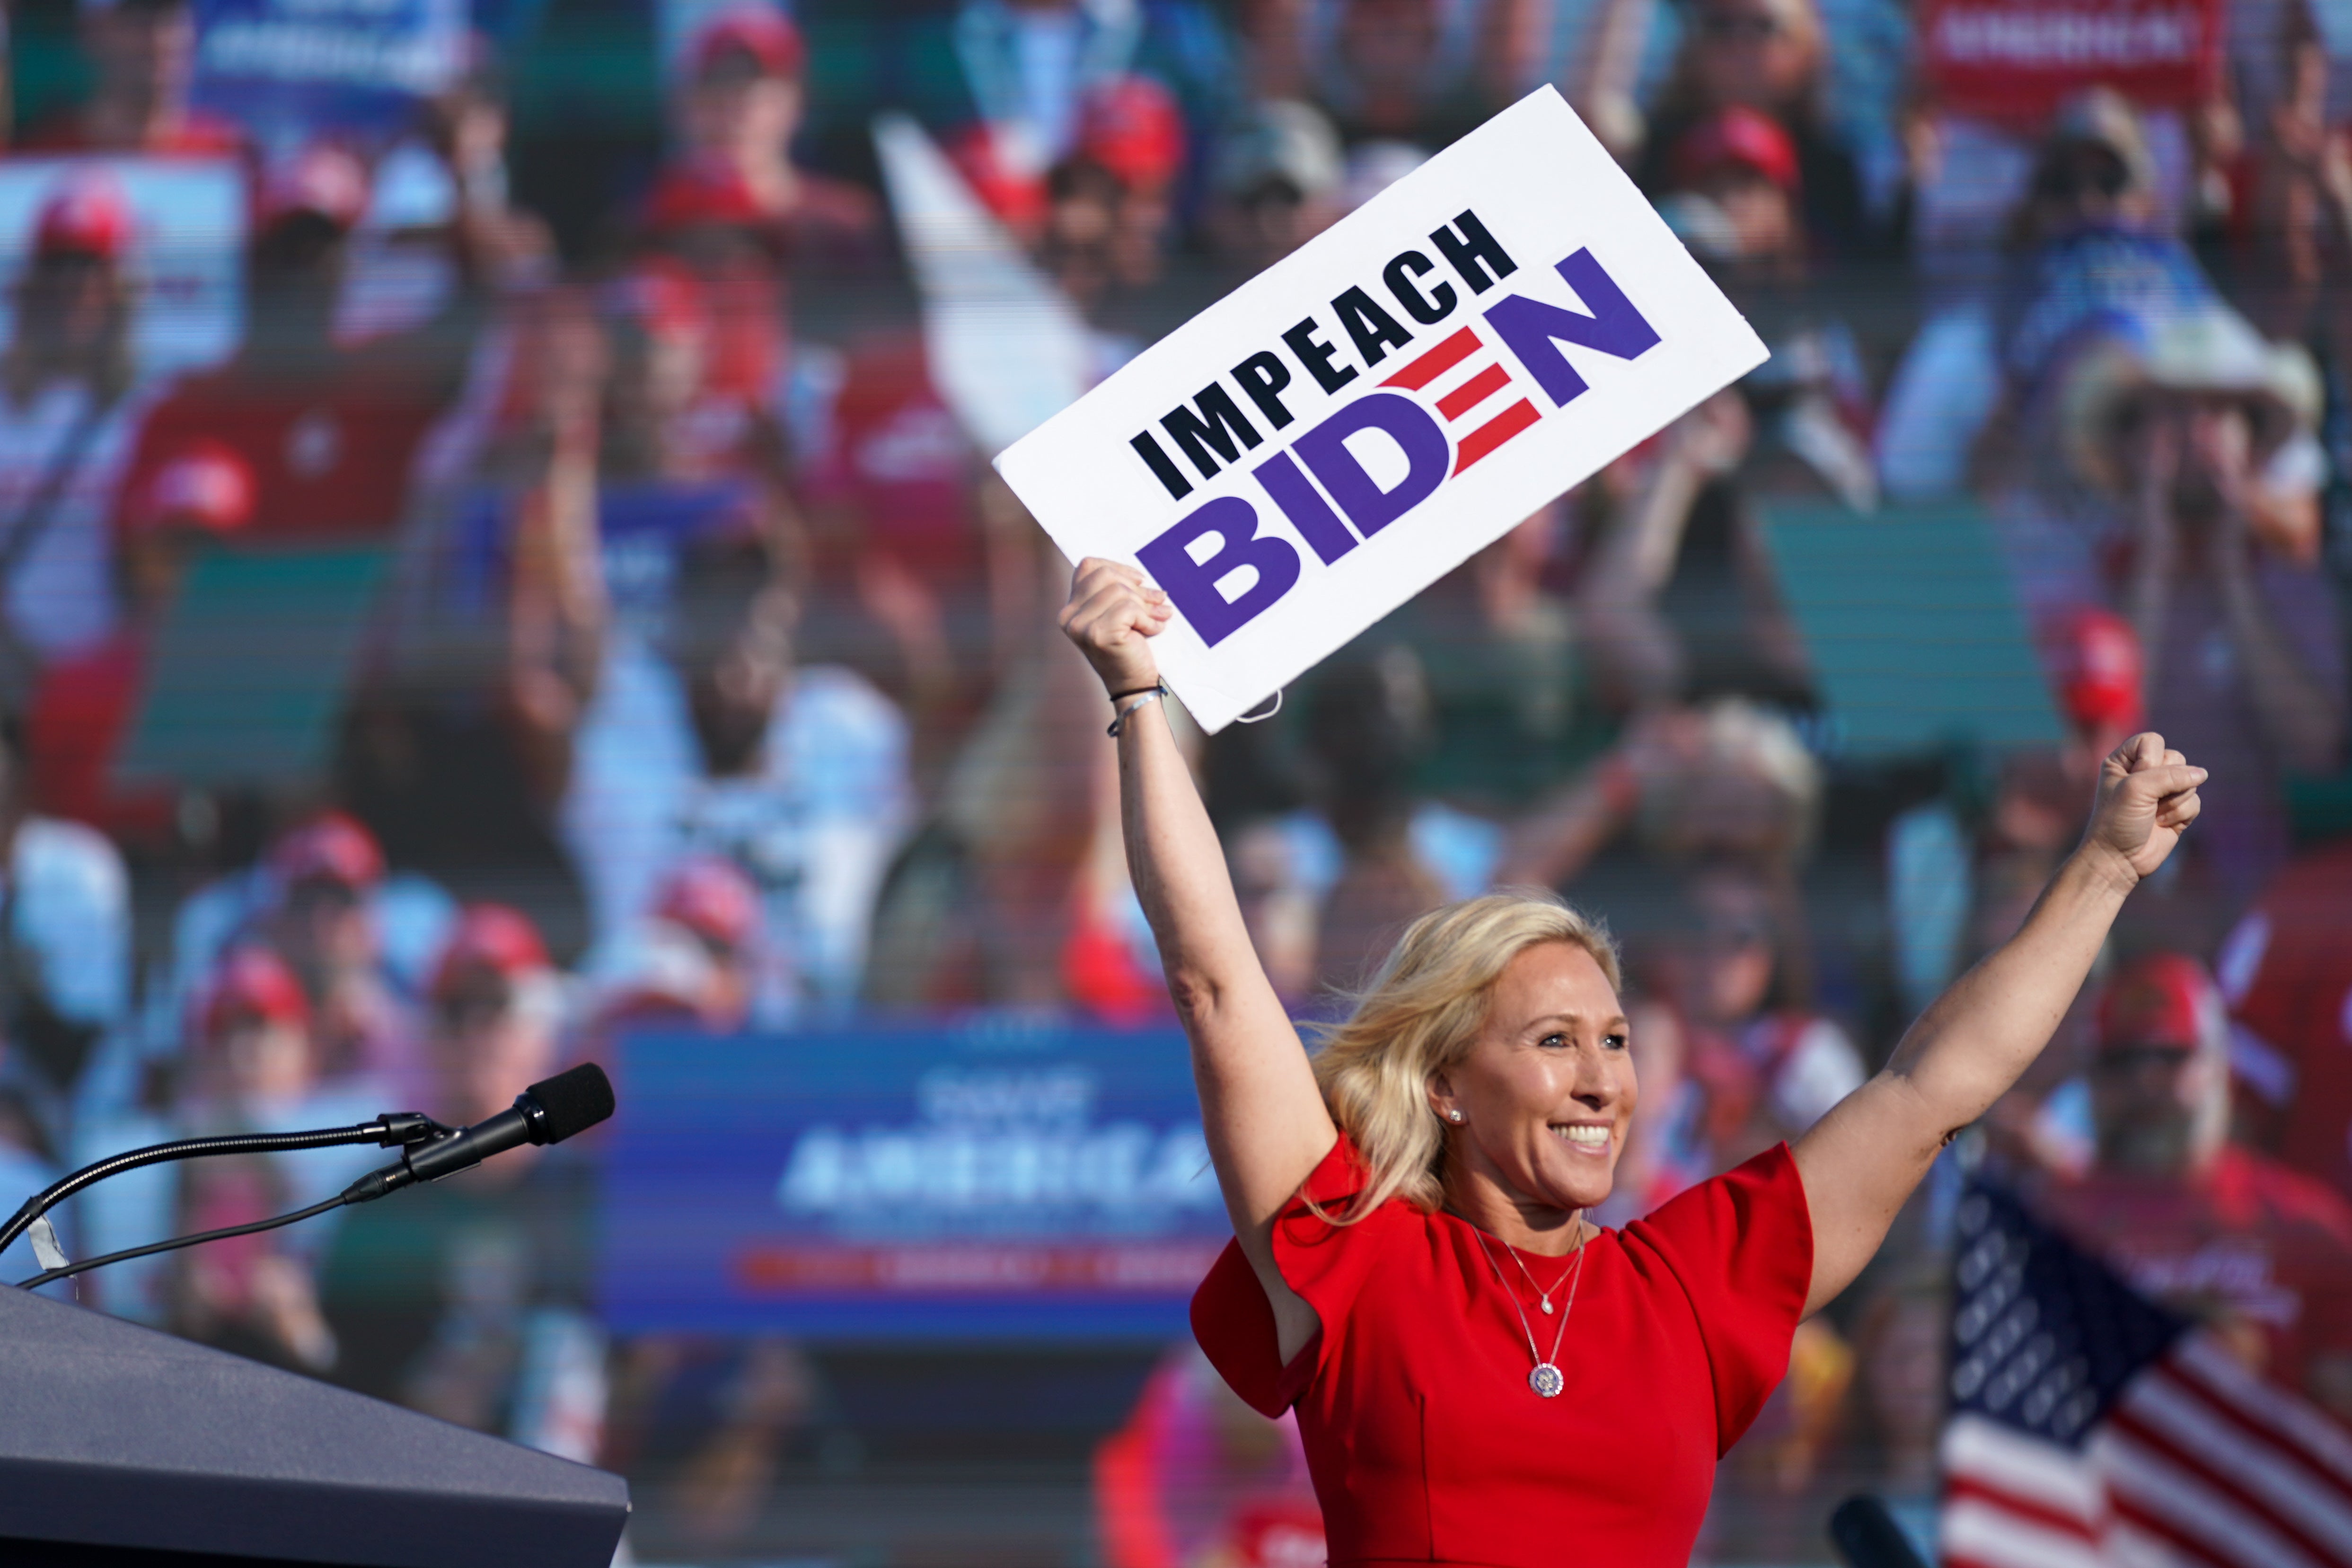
[{"x1": 529, "y1": 1063, "x2": 616, "y2": 1143}]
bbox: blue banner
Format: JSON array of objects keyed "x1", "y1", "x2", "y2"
[
  {"x1": 599, "y1": 1019, "x2": 1230, "y2": 1339},
  {"x1": 192, "y1": 0, "x2": 466, "y2": 150}
]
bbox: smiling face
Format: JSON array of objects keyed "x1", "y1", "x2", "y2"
[{"x1": 1430, "y1": 941, "x2": 1638, "y2": 1225}]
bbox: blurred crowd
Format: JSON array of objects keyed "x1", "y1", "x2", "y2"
[{"x1": 0, "y1": 0, "x2": 2347, "y2": 1559}]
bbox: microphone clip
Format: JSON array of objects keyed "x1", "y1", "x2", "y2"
[
  {"x1": 370, "y1": 1112, "x2": 450, "y2": 1149},
  {"x1": 342, "y1": 1117, "x2": 467, "y2": 1206}
]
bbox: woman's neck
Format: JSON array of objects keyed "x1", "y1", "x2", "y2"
[{"x1": 1441, "y1": 1161, "x2": 1590, "y2": 1257}]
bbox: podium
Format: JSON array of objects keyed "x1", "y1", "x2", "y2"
[{"x1": 0, "y1": 1284, "x2": 630, "y2": 1567}]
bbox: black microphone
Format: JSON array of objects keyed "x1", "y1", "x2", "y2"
[
  {"x1": 1828, "y1": 1495, "x2": 1928, "y2": 1568},
  {"x1": 342, "y1": 1064, "x2": 614, "y2": 1205}
]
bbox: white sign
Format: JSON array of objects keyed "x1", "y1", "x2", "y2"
[{"x1": 993, "y1": 87, "x2": 1768, "y2": 732}]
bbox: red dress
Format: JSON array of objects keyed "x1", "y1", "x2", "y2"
[{"x1": 1190, "y1": 1136, "x2": 1813, "y2": 1568}]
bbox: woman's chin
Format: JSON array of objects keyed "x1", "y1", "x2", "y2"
[{"x1": 1529, "y1": 1155, "x2": 1616, "y2": 1216}]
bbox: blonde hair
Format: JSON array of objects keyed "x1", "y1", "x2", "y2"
[{"x1": 1310, "y1": 891, "x2": 1622, "y2": 1218}]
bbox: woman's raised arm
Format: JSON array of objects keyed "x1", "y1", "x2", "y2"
[
  {"x1": 1790, "y1": 733, "x2": 2205, "y2": 1314},
  {"x1": 1059, "y1": 559, "x2": 1336, "y2": 1354}
]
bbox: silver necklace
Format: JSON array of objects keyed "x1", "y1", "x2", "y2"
[
  {"x1": 1501, "y1": 1239, "x2": 1580, "y2": 1314},
  {"x1": 1466, "y1": 1218, "x2": 1588, "y2": 1397}
]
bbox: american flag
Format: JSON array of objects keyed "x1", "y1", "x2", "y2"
[{"x1": 1940, "y1": 1180, "x2": 2352, "y2": 1568}]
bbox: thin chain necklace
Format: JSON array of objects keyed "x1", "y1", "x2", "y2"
[
  {"x1": 1501, "y1": 1240, "x2": 1580, "y2": 1314},
  {"x1": 1465, "y1": 1217, "x2": 1589, "y2": 1398}
]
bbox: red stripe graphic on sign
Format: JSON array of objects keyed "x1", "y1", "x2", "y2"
[
  {"x1": 1382, "y1": 327, "x2": 1480, "y2": 391},
  {"x1": 1436, "y1": 362, "x2": 1512, "y2": 421},
  {"x1": 1452, "y1": 399, "x2": 1541, "y2": 474}
]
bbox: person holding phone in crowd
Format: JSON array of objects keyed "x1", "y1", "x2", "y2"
[{"x1": 1056, "y1": 555, "x2": 2203, "y2": 1565}]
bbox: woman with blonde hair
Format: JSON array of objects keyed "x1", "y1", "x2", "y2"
[{"x1": 1060, "y1": 555, "x2": 2204, "y2": 1566}]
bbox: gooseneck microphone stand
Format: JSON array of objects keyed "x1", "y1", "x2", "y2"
[
  {"x1": 1, "y1": 1113, "x2": 450, "y2": 1289},
  {"x1": 5, "y1": 1062, "x2": 617, "y2": 1291},
  {"x1": 2, "y1": 1113, "x2": 447, "y2": 1258}
]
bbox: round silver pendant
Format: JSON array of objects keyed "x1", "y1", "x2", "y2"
[{"x1": 1529, "y1": 1362, "x2": 1565, "y2": 1398}]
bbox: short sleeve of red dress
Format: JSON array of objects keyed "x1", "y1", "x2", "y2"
[
  {"x1": 1618, "y1": 1143, "x2": 1815, "y2": 1455},
  {"x1": 1189, "y1": 1135, "x2": 1393, "y2": 1418}
]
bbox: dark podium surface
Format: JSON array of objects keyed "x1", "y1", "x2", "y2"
[{"x1": 0, "y1": 1284, "x2": 630, "y2": 1567}]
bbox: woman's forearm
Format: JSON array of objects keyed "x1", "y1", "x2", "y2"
[
  {"x1": 1119, "y1": 702, "x2": 1270, "y2": 1017},
  {"x1": 1063, "y1": 558, "x2": 1334, "y2": 1246},
  {"x1": 1791, "y1": 842, "x2": 2134, "y2": 1313},
  {"x1": 1118, "y1": 695, "x2": 1336, "y2": 1235},
  {"x1": 1061, "y1": 562, "x2": 1332, "y2": 1267},
  {"x1": 1886, "y1": 842, "x2": 2134, "y2": 1130},
  {"x1": 1793, "y1": 738, "x2": 2199, "y2": 1312}
]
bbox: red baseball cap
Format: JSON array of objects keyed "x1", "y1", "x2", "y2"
[
  {"x1": 34, "y1": 176, "x2": 133, "y2": 262},
  {"x1": 268, "y1": 811, "x2": 385, "y2": 892},
  {"x1": 2096, "y1": 952, "x2": 2216, "y2": 1052},
  {"x1": 125, "y1": 440, "x2": 255, "y2": 537},
  {"x1": 1075, "y1": 74, "x2": 1186, "y2": 192},
  {"x1": 431, "y1": 903, "x2": 551, "y2": 999},
  {"x1": 200, "y1": 945, "x2": 310, "y2": 1038},
  {"x1": 257, "y1": 143, "x2": 370, "y2": 234},
  {"x1": 654, "y1": 856, "x2": 761, "y2": 952},
  {"x1": 688, "y1": 4, "x2": 803, "y2": 81},
  {"x1": 2046, "y1": 605, "x2": 2144, "y2": 735},
  {"x1": 1671, "y1": 106, "x2": 1802, "y2": 195}
]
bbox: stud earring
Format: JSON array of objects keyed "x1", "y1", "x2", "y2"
[{"x1": 1446, "y1": 1109, "x2": 1463, "y2": 1123}]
